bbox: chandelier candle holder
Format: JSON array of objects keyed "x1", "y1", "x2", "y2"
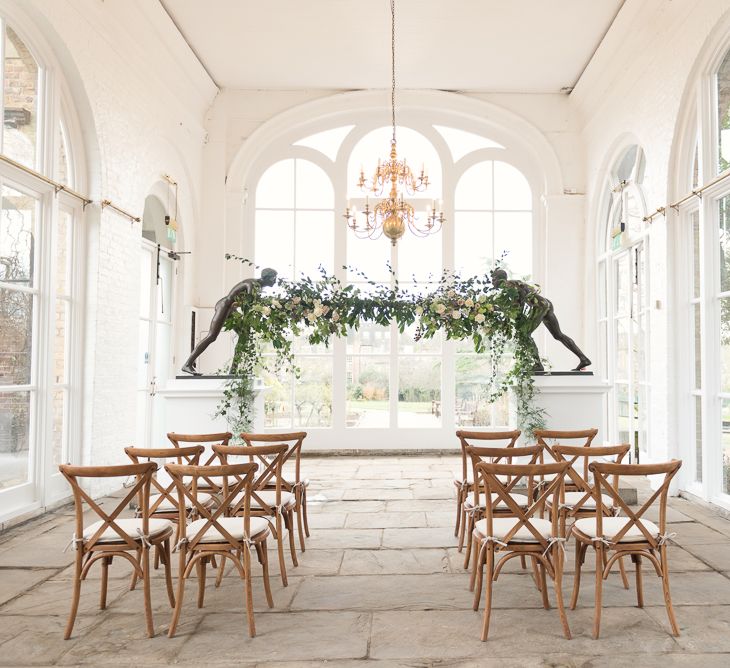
[{"x1": 343, "y1": 0, "x2": 445, "y2": 246}]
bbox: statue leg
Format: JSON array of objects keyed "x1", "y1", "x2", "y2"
[
  {"x1": 543, "y1": 310, "x2": 591, "y2": 371},
  {"x1": 181, "y1": 301, "x2": 231, "y2": 375}
]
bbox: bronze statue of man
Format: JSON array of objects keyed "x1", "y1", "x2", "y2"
[
  {"x1": 491, "y1": 268, "x2": 591, "y2": 372},
  {"x1": 181, "y1": 268, "x2": 277, "y2": 376}
]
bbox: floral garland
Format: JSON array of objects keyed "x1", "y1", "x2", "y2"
[{"x1": 216, "y1": 256, "x2": 547, "y2": 437}]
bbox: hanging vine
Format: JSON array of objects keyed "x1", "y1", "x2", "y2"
[{"x1": 216, "y1": 256, "x2": 547, "y2": 437}]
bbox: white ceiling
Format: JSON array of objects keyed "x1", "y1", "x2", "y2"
[{"x1": 161, "y1": 0, "x2": 625, "y2": 93}]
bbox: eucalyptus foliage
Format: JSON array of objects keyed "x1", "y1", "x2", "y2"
[{"x1": 216, "y1": 256, "x2": 547, "y2": 437}]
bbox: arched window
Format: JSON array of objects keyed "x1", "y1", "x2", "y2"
[
  {"x1": 0, "y1": 15, "x2": 84, "y2": 516},
  {"x1": 597, "y1": 145, "x2": 649, "y2": 463},
  {"x1": 247, "y1": 115, "x2": 538, "y2": 447}
]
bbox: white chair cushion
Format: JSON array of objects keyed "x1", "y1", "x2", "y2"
[
  {"x1": 234, "y1": 489, "x2": 295, "y2": 508},
  {"x1": 573, "y1": 516, "x2": 660, "y2": 542},
  {"x1": 474, "y1": 517, "x2": 553, "y2": 543},
  {"x1": 82, "y1": 518, "x2": 173, "y2": 543},
  {"x1": 548, "y1": 491, "x2": 614, "y2": 509},
  {"x1": 149, "y1": 492, "x2": 213, "y2": 511},
  {"x1": 186, "y1": 516, "x2": 270, "y2": 543},
  {"x1": 465, "y1": 492, "x2": 528, "y2": 510}
]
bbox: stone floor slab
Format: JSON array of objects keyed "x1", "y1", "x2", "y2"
[
  {"x1": 339, "y1": 548, "x2": 449, "y2": 575},
  {"x1": 345, "y1": 511, "x2": 425, "y2": 529}
]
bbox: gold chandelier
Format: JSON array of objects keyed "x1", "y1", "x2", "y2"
[{"x1": 343, "y1": 0, "x2": 444, "y2": 246}]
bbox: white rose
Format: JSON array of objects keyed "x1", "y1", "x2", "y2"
[
  {"x1": 313, "y1": 305, "x2": 324, "y2": 317},
  {"x1": 475, "y1": 313, "x2": 486, "y2": 324},
  {"x1": 451, "y1": 309, "x2": 462, "y2": 319},
  {"x1": 321, "y1": 305, "x2": 330, "y2": 315},
  {"x1": 271, "y1": 299, "x2": 281, "y2": 309},
  {"x1": 293, "y1": 296, "x2": 301, "y2": 304},
  {"x1": 448, "y1": 290, "x2": 456, "y2": 298},
  {"x1": 415, "y1": 305, "x2": 423, "y2": 315},
  {"x1": 465, "y1": 298, "x2": 474, "y2": 308},
  {"x1": 307, "y1": 312, "x2": 317, "y2": 323},
  {"x1": 261, "y1": 306, "x2": 271, "y2": 316},
  {"x1": 435, "y1": 303, "x2": 446, "y2": 315},
  {"x1": 331, "y1": 310, "x2": 340, "y2": 322}
]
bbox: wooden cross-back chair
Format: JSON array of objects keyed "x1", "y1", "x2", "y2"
[
  {"x1": 472, "y1": 458, "x2": 572, "y2": 641},
  {"x1": 241, "y1": 431, "x2": 309, "y2": 551},
  {"x1": 214, "y1": 443, "x2": 298, "y2": 587},
  {"x1": 165, "y1": 461, "x2": 273, "y2": 638},
  {"x1": 462, "y1": 444, "x2": 538, "y2": 572},
  {"x1": 125, "y1": 445, "x2": 210, "y2": 566},
  {"x1": 454, "y1": 430, "x2": 520, "y2": 551},
  {"x1": 570, "y1": 459, "x2": 683, "y2": 639},
  {"x1": 550, "y1": 444, "x2": 632, "y2": 592},
  {"x1": 167, "y1": 432, "x2": 232, "y2": 496},
  {"x1": 59, "y1": 463, "x2": 175, "y2": 639},
  {"x1": 534, "y1": 428, "x2": 598, "y2": 485}
]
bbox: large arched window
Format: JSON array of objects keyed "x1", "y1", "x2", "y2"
[
  {"x1": 246, "y1": 114, "x2": 537, "y2": 448},
  {"x1": 0, "y1": 15, "x2": 84, "y2": 519},
  {"x1": 597, "y1": 145, "x2": 649, "y2": 463}
]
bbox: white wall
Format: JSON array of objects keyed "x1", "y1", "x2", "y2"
[
  {"x1": 2, "y1": 0, "x2": 217, "y2": 491},
  {"x1": 574, "y1": 0, "x2": 730, "y2": 468}
]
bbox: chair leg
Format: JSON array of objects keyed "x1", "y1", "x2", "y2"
[
  {"x1": 454, "y1": 489, "x2": 462, "y2": 538},
  {"x1": 258, "y1": 542, "x2": 274, "y2": 608},
  {"x1": 196, "y1": 557, "x2": 207, "y2": 608},
  {"x1": 592, "y1": 545, "x2": 604, "y2": 640},
  {"x1": 168, "y1": 551, "x2": 187, "y2": 638},
  {"x1": 634, "y1": 554, "x2": 644, "y2": 608},
  {"x1": 472, "y1": 542, "x2": 484, "y2": 610},
  {"x1": 296, "y1": 503, "x2": 306, "y2": 553},
  {"x1": 129, "y1": 548, "x2": 141, "y2": 591},
  {"x1": 154, "y1": 544, "x2": 160, "y2": 570},
  {"x1": 539, "y1": 560, "x2": 550, "y2": 609},
  {"x1": 100, "y1": 556, "x2": 110, "y2": 610},
  {"x1": 302, "y1": 487, "x2": 310, "y2": 538},
  {"x1": 457, "y1": 507, "x2": 467, "y2": 553},
  {"x1": 162, "y1": 539, "x2": 176, "y2": 608},
  {"x1": 480, "y1": 546, "x2": 495, "y2": 641},
  {"x1": 243, "y1": 544, "x2": 256, "y2": 638},
  {"x1": 64, "y1": 553, "x2": 83, "y2": 640},
  {"x1": 570, "y1": 541, "x2": 584, "y2": 610},
  {"x1": 142, "y1": 547, "x2": 155, "y2": 638},
  {"x1": 276, "y1": 514, "x2": 288, "y2": 587},
  {"x1": 531, "y1": 556, "x2": 542, "y2": 591},
  {"x1": 618, "y1": 555, "x2": 630, "y2": 589},
  {"x1": 287, "y1": 510, "x2": 298, "y2": 566},
  {"x1": 553, "y1": 545, "x2": 571, "y2": 640},
  {"x1": 660, "y1": 548, "x2": 680, "y2": 636}
]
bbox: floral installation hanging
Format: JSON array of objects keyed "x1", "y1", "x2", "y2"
[{"x1": 216, "y1": 255, "x2": 547, "y2": 438}]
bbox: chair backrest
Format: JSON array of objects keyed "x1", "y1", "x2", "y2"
[
  {"x1": 455, "y1": 429, "x2": 521, "y2": 483},
  {"x1": 214, "y1": 443, "x2": 288, "y2": 516},
  {"x1": 167, "y1": 432, "x2": 232, "y2": 467},
  {"x1": 240, "y1": 432, "x2": 306, "y2": 489},
  {"x1": 165, "y1": 462, "x2": 257, "y2": 551},
  {"x1": 589, "y1": 459, "x2": 682, "y2": 547},
  {"x1": 59, "y1": 462, "x2": 156, "y2": 552},
  {"x1": 125, "y1": 445, "x2": 204, "y2": 516},
  {"x1": 535, "y1": 428, "x2": 598, "y2": 478},
  {"x1": 466, "y1": 443, "x2": 542, "y2": 502},
  {"x1": 551, "y1": 444, "x2": 630, "y2": 517},
  {"x1": 475, "y1": 459, "x2": 570, "y2": 547}
]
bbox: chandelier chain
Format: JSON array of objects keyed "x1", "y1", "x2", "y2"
[{"x1": 391, "y1": 0, "x2": 396, "y2": 144}]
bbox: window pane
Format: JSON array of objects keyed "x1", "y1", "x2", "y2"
[
  {"x1": 346, "y1": 356, "x2": 389, "y2": 428},
  {"x1": 626, "y1": 192, "x2": 644, "y2": 238},
  {"x1": 455, "y1": 355, "x2": 491, "y2": 427},
  {"x1": 616, "y1": 383, "x2": 630, "y2": 443},
  {"x1": 52, "y1": 299, "x2": 67, "y2": 384},
  {"x1": 718, "y1": 49, "x2": 730, "y2": 173},
  {"x1": 56, "y1": 209, "x2": 71, "y2": 296},
  {"x1": 3, "y1": 27, "x2": 39, "y2": 170},
  {"x1": 1, "y1": 185, "x2": 37, "y2": 286},
  {"x1": 262, "y1": 366, "x2": 292, "y2": 428},
  {"x1": 692, "y1": 211, "x2": 700, "y2": 299},
  {"x1": 494, "y1": 212, "x2": 532, "y2": 278},
  {"x1": 294, "y1": 357, "x2": 332, "y2": 428},
  {"x1": 347, "y1": 323, "x2": 390, "y2": 355},
  {"x1": 493, "y1": 161, "x2": 531, "y2": 210},
  {"x1": 455, "y1": 211, "x2": 492, "y2": 277},
  {"x1": 347, "y1": 235, "x2": 391, "y2": 282},
  {"x1": 0, "y1": 390, "x2": 31, "y2": 489},
  {"x1": 723, "y1": 398, "x2": 730, "y2": 494},
  {"x1": 57, "y1": 122, "x2": 70, "y2": 186},
  {"x1": 51, "y1": 388, "x2": 67, "y2": 467},
  {"x1": 295, "y1": 160, "x2": 333, "y2": 209},
  {"x1": 719, "y1": 195, "x2": 730, "y2": 293},
  {"x1": 256, "y1": 159, "x2": 294, "y2": 209},
  {"x1": 398, "y1": 357, "x2": 441, "y2": 427},
  {"x1": 255, "y1": 210, "x2": 295, "y2": 279},
  {"x1": 433, "y1": 125, "x2": 504, "y2": 162},
  {"x1": 295, "y1": 210, "x2": 334, "y2": 277},
  {"x1": 455, "y1": 162, "x2": 492, "y2": 210},
  {"x1": 695, "y1": 395, "x2": 702, "y2": 483},
  {"x1": 398, "y1": 322, "x2": 441, "y2": 354},
  {"x1": 293, "y1": 125, "x2": 354, "y2": 162},
  {"x1": 615, "y1": 317, "x2": 629, "y2": 380},
  {"x1": 398, "y1": 226, "x2": 442, "y2": 281},
  {"x1": 721, "y1": 297, "x2": 730, "y2": 393},
  {"x1": 693, "y1": 304, "x2": 702, "y2": 391},
  {"x1": 0, "y1": 287, "x2": 33, "y2": 384},
  {"x1": 615, "y1": 254, "x2": 630, "y2": 314}
]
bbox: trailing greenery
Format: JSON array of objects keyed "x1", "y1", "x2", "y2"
[{"x1": 216, "y1": 255, "x2": 547, "y2": 437}]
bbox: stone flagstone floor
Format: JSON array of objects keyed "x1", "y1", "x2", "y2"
[{"x1": 1, "y1": 455, "x2": 730, "y2": 666}]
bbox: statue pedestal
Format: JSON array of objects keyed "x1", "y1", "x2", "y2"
[
  {"x1": 516, "y1": 373, "x2": 610, "y2": 444},
  {"x1": 155, "y1": 377, "x2": 267, "y2": 443}
]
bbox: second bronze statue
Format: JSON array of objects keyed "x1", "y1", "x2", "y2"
[{"x1": 181, "y1": 268, "x2": 277, "y2": 376}]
